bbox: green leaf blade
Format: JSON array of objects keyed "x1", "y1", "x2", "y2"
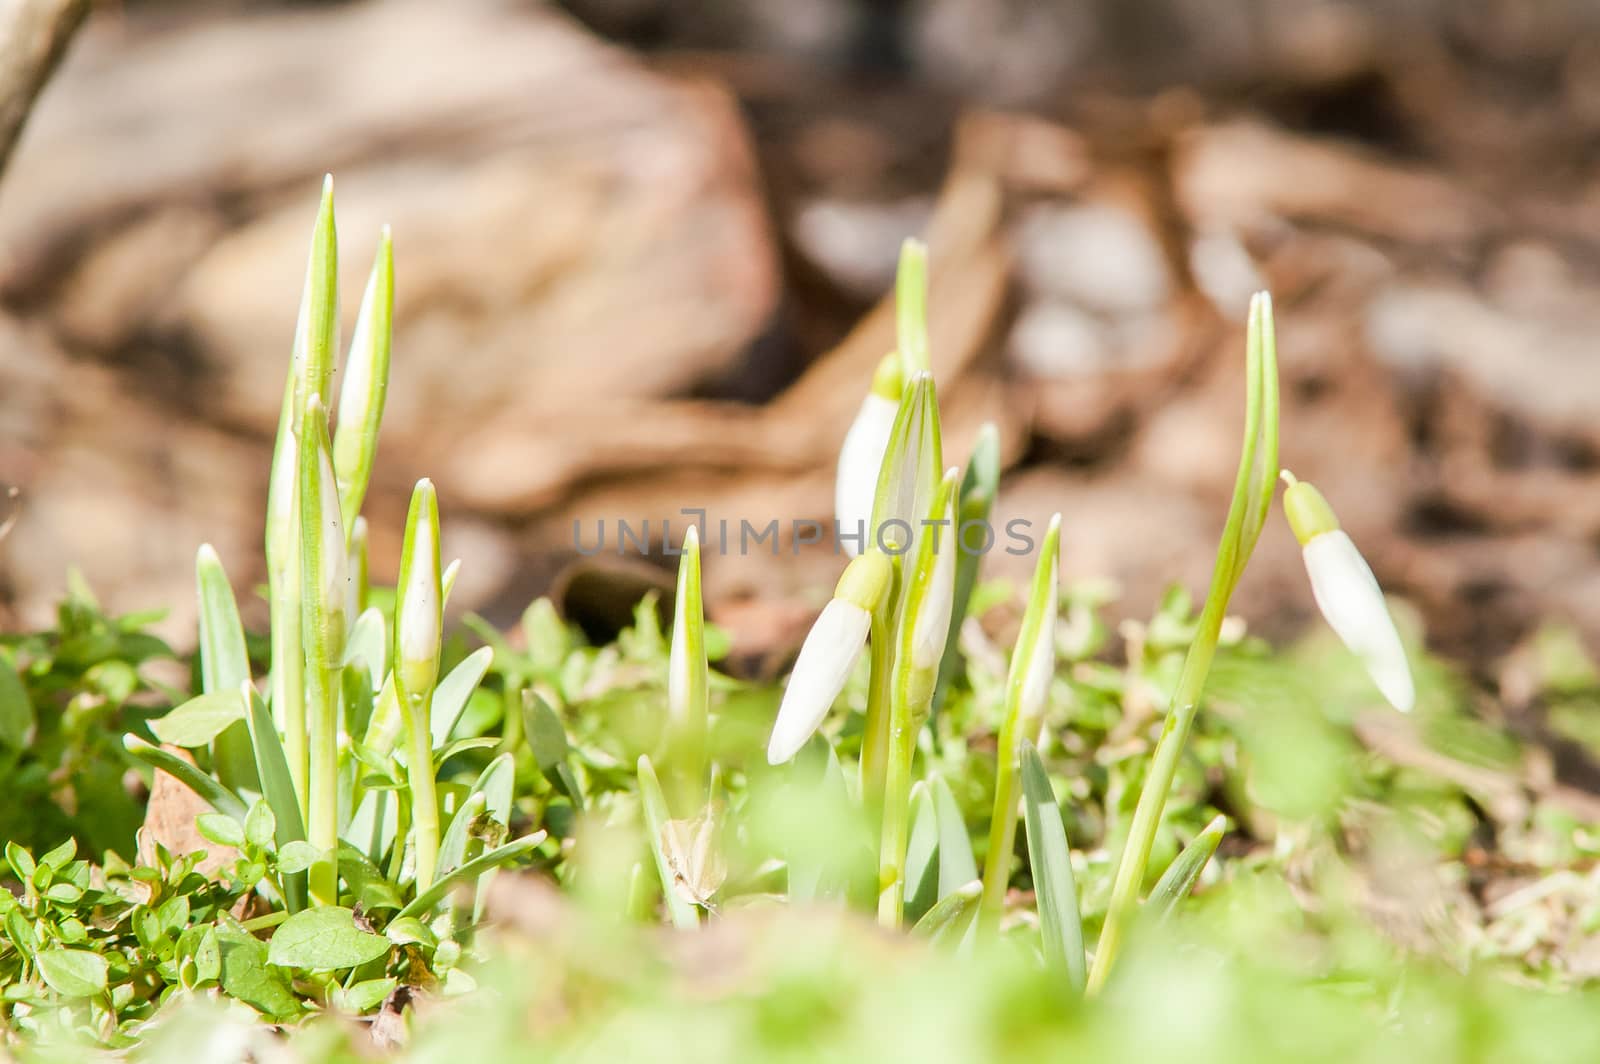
[{"x1": 1020, "y1": 741, "x2": 1086, "y2": 994}]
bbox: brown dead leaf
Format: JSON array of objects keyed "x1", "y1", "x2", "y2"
[
  {"x1": 136, "y1": 744, "x2": 237, "y2": 877},
  {"x1": 661, "y1": 808, "x2": 727, "y2": 910}
]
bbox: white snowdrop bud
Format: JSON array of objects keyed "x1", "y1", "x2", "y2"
[{"x1": 1284, "y1": 472, "x2": 1414, "y2": 713}]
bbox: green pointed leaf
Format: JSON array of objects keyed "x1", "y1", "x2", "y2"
[
  {"x1": 433, "y1": 736, "x2": 500, "y2": 765},
  {"x1": 930, "y1": 775, "x2": 977, "y2": 899},
  {"x1": 149, "y1": 692, "x2": 247, "y2": 748},
  {"x1": 1146, "y1": 814, "x2": 1226, "y2": 922},
  {"x1": 195, "y1": 544, "x2": 256, "y2": 794},
  {"x1": 268, "y1": 906, "x2": 389, "y2": 971},
  {"x1": 522, "y1": 691, "x2": 582, "y2": 809},
  {"x1": 912, "y1": 879, "x2": 982, "y2": 944},
  {"x1": 332, "y1": 231, "x2": 394, "y2": 528},
  {"x1": 123, "y1": 736, "x2": 248, "y2": 823},
  {"x1": 394, "y1": 832, "x2": 546, "y2": 920},
  {"x1": 37, "y1": 949, "x2": 107, "y2": 998},
  {"x1": 1020, "y1": 742, "x2": 1085, "y2": 993},
  {"x1": 636, "y1": 756, "x2": 699, "y2": 930},
  {"x1": 903, "y1": 783, "x2": 940, "y2": 922},
  {"x1": 784, "y1": 745, "x2": 864, "y2": 905},
  {"x1": 935, "y1": 423, "x2": 1000, "y2": 712},
  {"x1": 438, "y1": 753, "x2": 514, "y2": 878},
  {"x1": 343, "y1": 607, "x2": 388, "y2": 695},
  {"x1": 430, "y1": 647, "x2": 494, "y2": 749},
  {"x1": 243, "y1": 686, "x2": 307, "y2": 908}
]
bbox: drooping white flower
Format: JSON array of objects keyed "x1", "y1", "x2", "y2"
[
  {"x1": 835, "y1": 354, "x2": 903, "y2": 556},
  {"x1": 767, "y1": 551, "x2": 892, "y2": 764},
  {"x1": 1284, "y1": 472, "x2": 1414, "y2": 713}
]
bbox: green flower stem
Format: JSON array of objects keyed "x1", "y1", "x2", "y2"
[
  {"x1": 1087, "y1": 293, "x2": 1278, "y2": 992},
  {"x1": 876, "y1": 663, "x2": 932, "y2": 927},
  {"x1": 298, "y1": 397, "x2": 346, "y2": 908},
  {"x1": 401, "y1": 695, "x2": 440, "y2": 892},
  {"x1": 979, "y1": 515, "x2": 1061, "y2": 926},
  {"x1": 387, "y1": 798, "x2": 412, "y2": 884},
  {"x1": 877, "y1": 470, "x2": 959, "y2": 927},
  {"x1": 395, "y1": 480, "x2": 444, "y2": 893},
  {"x1": 859, "y1": 597, "x2": 894, "y2": 810}
]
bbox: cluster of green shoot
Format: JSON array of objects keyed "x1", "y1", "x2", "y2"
[
  {"x1": 710, "y1": 240, "x2": 1409, "y2": 993},
  {"x1": 110, "y1": 182, "x2": 1417, "y2": 1005},
  {"x1": 122, "y1": 179, "x2": 543, "y2": 960}
]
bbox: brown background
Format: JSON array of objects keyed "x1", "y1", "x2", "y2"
[{"x1": 3, "y1": 0, "x2": 1599, "y2": 675}]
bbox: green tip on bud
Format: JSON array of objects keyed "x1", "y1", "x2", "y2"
[
  {"x1": 333, "y1": 228, "x2": 396, "y2": 529},
  {"x1": 963, "y1": 423, "x2": 1001, "y2": 509},
  {"x1": 835, "y1": 549, "x2": 893, "y2": 612},
  {"x1": 300, "y1": 179, "x2": 339, "y2": 408},
  {"x1": 1281, "y1": 470, "x2": 1340, "y2": 546},
  {"x1": 870, "y1": 352, "x2": 904, "y2": 401},
  {"x1": 666, "y1": 523, "x2": 709, "y2": 809},
  {"x1": 871, "y1": 372, "x2": 943, "y2": 554},
  {"x1": 895, "y1": 239, "x2": 930, "y2": 377}
]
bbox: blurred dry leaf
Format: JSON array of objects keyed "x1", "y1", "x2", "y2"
[{"x1": 662, "y1": 809, "x2": 727, "y2": 910}]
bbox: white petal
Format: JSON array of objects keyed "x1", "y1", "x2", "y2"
[
  {"x1": 315, "y1": 439, "x2": 347, "y2": 622},
  {"x1": 398, "y1": 508, "x2": 440, "y2": 667},
  {"x1": 767, "y1": 599, "x2": 871, "y2": 764},
  {"x1": 1017, "y1": 581, "x2": 1057, "y2": 722},
  {"x1": 834, "y1": 395, "x2": 898, "y2": 556},
  {"x1": 668, "y1": 613, "x2": 690, "y2": 720},
  {"x1": 1303, "y1": 531, "x2": 1414, "y2": 712}
]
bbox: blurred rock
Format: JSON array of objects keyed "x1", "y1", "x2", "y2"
[
  {"x1": 1013, "y1": 202, "x2": 1171, "y2": 314},
  {"x1": 0, "y1": 0, "x2": 778, "y2": 632}
]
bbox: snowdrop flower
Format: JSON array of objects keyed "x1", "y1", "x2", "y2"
[
  {"x1": 767, "y1": 550, "x2": 893, "y2": 764},
  {"x1": 394, "y1": 478, "x2": 442, "y2": 702},
  {"x1": 835, "y1": 354, "x2": 903, "y2": 556},
  {"x1": 1283, "y1": 471, "x2": 1414, "y2": 712}
]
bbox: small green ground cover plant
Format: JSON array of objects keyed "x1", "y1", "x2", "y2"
[{"x1": 2, "y1": 181, "x2": 1600, "y2": 1061}]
